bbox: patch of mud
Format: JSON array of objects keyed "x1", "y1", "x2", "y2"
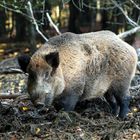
[{"x1": 0, "y1": 90, "x2": 140, "y2": 140}]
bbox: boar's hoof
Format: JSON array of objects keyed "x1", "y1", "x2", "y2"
[{"x1": 118, "y1": 96, "x2": 131, "y2": 119}]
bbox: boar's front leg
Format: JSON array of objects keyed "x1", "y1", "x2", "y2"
[
  {"x1": 54, "y1": 89, "x2": 81, "y2": 111},
  {"x1": 54, "y1": 74, "x2": 85, "y2": 111},
  {"x1": 61, "y1": 91, "x2": 79, "y2": 111}
]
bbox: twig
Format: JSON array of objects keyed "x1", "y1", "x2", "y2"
[
  {"x1": 14, "y1": 95, "x2": 30, "y2": 103},
  {"x1": 83, "y1": 2, "x2": 116, "y2": 10},
  {"x1": 0, "y1": 3, "x2": 32, "y2": 20},
  {"x1": 0, "y1": 68, "x2": 25, "y2": 74},
  {"x1": 130, "y1": 84, "x2": 140, "y2": 90},
  {"x1": 71, "y1": 0, "x2": 84, "y2": 12},
  {"x1": 46, "y1": 12, "x2": 61, "y2": 35},
  {"x1": 27, "y1": 1, "x2": 48, "y2": 42},
  {"x1": 111, "y1": 0, "x2": 139, "y2": 27},
  {"x1": 137, "y1": 15, "x2": 140, "y2": 24},
  {"x1": 129, "y1": 0, "x2": 140, "y2": 10},
  {"x1": 69, "y1": 111, "x2": 97, "y2": 126},
  {"x1": 41, "y1": 0, "x2": 45, "y2": 24}
]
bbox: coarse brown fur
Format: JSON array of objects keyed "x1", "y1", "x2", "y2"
[{"x1": 18, "y1": 31, "x2": 137, "y2": 118}]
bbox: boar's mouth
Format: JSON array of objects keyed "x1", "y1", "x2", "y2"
[{"x1": 30, "y1": 94, "x2": 54, "y2": 109}]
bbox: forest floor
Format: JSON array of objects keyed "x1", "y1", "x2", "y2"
[{"x1": 0, "y1": 43, "x2": 140, "y2": 140}]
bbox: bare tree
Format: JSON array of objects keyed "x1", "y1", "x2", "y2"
[
  {"x1": 66, "y1": 0, "x2": 140, "y2": 39},
  {"x1": 0, "y1": 0, "x2": 140, "y2": 41},
  {"x1": 111, "y1": 0, "x2": 140, "y2": 39},
  {"x1": 0, "y1": 0, "x2": 61, "y2": 44}
]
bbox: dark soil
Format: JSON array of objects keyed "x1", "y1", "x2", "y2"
[{"x1": 0, "y1": 83, "x2": 140, "y2": 140}]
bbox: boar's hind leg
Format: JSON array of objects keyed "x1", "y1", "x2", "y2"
[
  {"x1": 114, "y1": 89, "x2": 131, "y2": 118},
  {"x1": 104, "y1": 92, "x2": 119, "y2": 116},
  {"x1": 110, "y1": 83, "x2": 131, "y2": 118},
  {"x1": 105, "y1": 85, "x2": 131, "y2": 118}
]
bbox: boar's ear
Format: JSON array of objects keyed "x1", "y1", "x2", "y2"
[
  {"x1": 45, "y1": 52, "x2": 59, "y2": 68},
  {"x1": 18, "y1": 55, "x2": 31, "y2": 73}
]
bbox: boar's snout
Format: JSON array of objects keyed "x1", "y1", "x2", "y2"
[
  {"x1": 27, "y1": 77, "x2": 54, "y2": 108},
  {"x1": 29, "y1": 92, "x2": 53, "y2": 108},
  {"x1": 31, "y1": 97, "x2": 48, "y2": 109}
]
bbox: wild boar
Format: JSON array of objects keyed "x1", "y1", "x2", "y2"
[{"x1": 18, "y1": 31, "x2": 137, "y2": 118}]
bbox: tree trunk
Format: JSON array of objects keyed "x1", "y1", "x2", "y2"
[
  {"x1": 15, "y1": 13, "x2": 26, "y2": 41},
  {"x1": 68, "y1": 0, "x2": 92, "y2": 33},
  {"x1": 0, "y1": 9, "x2": 6, "y2": 38},
  {"x1": 68, "y1": 0, "x2": 80, "y2": 33},
  {"x1": 26, "y1": 9, "x2": 37, "y2": 54}
]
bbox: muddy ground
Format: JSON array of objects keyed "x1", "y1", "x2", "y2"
[
  {"x1": 0, "y1": 87, "x2": 140, "y2": 140},
  {"x1": 0, "y1": 44, "x2": 140, "y2": 140}
]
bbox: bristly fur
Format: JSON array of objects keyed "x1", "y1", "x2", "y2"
[
  {"x1": 29, "y1": 31, "x2": 137, "y2": 100},
  {"x1": 20, "y1": 31, "x2": 137, "y2": 118}
]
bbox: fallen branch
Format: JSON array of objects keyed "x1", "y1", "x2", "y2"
[
  {"x1": 46, "y1": 12, "x2": 61, "y2": 35},
  {"x1": 111, "y1": 0, "x2": 140, "y2": 39},
  {"x1": 118, "y1": 26, "x2": 140, "y2": 39},
  {"x1": 0, "y1": 68, "x2": 25, "y2": 74},
  {"x1": 0, "y1": 94, "x2": 21, "y2": 99}
]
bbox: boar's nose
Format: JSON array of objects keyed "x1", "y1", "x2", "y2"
[{"x1": 35, "y1": 102, "x2": 45, "y2": 109}]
